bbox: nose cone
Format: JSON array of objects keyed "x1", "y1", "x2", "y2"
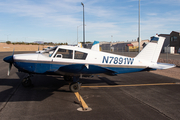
[{"x1": 3, "y1": 55, "x2": 14, "y2": 63}]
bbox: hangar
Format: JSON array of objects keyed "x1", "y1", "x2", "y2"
[{"x1": 170, "y1": 31, "x2": 180, "y2": 53}]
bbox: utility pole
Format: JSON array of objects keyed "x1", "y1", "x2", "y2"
[
  {"x1": 138, "y1": 0, "x2": 141, "y2": 53},
  {"x1": 81, "y1": 2, "x2": 85, "y2": 47},
  {"x1": 5, "y1": 34, "x2": 11, "y2": 41}
]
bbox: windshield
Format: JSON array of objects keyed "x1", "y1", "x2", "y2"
[{"x1": 42, "y1": 46, "x2": 57, "y2": 57}]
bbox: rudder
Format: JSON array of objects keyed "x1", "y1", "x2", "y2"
[{"x1": 135, "y1": 36, "x2": 165, "y2": 63}]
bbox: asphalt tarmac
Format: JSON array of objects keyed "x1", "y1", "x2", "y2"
[{"x1": 0, "y1": 52, "x2": 180, "y2": 120}]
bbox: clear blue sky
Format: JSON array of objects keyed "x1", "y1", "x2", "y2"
[{"x1": 0, "y1": 0, "x2": 180, "y2": 44}]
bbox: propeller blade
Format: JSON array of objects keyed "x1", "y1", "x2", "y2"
[
  {"x1": 12, "y1": 48, "x2": 14, "y2": 55},
  {"x1": 5, "y1": 49, "x2": 14, "y2": 76},
  {"x1": 7, "y1": 63, "x2": 12, "y2": 76}
]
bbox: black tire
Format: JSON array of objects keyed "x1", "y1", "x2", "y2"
[
  {"x1": 64, "y1": 76, "x2": 73, "y2": 82},
  {"x1": 22, "y1": 77, "x2": 32, "y2": 87},
  {"x1": 69, "y1": 82, "x2": 81, "y2": 92}
]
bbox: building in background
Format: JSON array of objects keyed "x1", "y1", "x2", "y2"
[
  {"x1": 85, "y1": 31, "x2": 180, "y2": 53},
  {"x1": 158, "y1": 34, "x2": 170, "y2": 53},
  {"x1": 170, "y1": 31, "x2": 180, "y2": 53},
  {"x1": 85, "y1": 40, "x2": 149, "y2": 52}
]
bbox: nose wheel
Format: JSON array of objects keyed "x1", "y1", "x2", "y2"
[{"x1": 22, "y1": 75, "x2": 33, "y2": 87}]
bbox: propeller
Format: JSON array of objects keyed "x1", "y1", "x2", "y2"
[
  {"x1": 13, "y1": 48, "x2": 14, "y2": 55},
  {"x1": 3, "y1": 48, "x2": 14, "y2": 76},
  {"x1": 7, "y1": 63, "x2": 12, "y2": 76}
]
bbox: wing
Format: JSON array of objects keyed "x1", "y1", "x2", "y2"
[{"x1": 55, "y1": 64, "x2": 117, "y2": 76}]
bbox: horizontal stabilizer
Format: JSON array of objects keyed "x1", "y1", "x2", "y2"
[{"x1": 149, "y1": 63, "x2": 175, "y2": 70}]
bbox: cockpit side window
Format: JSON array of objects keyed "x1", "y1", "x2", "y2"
[
  {"x1": 54, "y1": 48, "x2": 73, "y2": 59},
  {"x1": 74, "y1": 51, "x2": 87, "y2": 60}
]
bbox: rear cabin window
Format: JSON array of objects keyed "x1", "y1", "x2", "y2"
[
  {"x1": 54, "y1": 48, "x2": 73, "y2": 59},
  {"x1": 74, "y1": 51, "x2": 87, "y2": 60}
]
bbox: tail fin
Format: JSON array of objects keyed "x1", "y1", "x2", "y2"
[
  {"x1": 135, "y1": 36, "x2": 165, "y2": 63},
  {"x1": 77, "y1": 42, "x2": 83, "y2": 48},
  {"x1": 91, "y1": 41, "x2": 100, "y2": 51}
]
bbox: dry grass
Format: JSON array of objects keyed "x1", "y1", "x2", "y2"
[{"x1": 0, "y1": 43, "x2": 50, "y2": 52}]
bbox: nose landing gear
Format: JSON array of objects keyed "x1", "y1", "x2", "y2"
[{"x1": 22, "y1": 74, "x2": 34, "y2": 87}]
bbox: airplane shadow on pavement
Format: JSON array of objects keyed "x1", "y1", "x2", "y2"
[
  {"x1": 0, "y1": 70, "x2": 180, "y2": 103},
  {"x1": 0, "y1": 72, "x2": 108, "y2": 103}
]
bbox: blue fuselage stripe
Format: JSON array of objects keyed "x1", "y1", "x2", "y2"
[{"x1": 14, "y1": 61, "x2": 148, "y2": 75}]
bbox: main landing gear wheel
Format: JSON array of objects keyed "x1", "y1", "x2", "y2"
[
  {"x1": 22, "y1": 77, "x2": 32, "y2": 87},
  {"x1": 69, "y1": 82, "x2": 81, "y2": 92}
]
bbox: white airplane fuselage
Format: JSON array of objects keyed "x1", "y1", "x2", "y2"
[
  {"x1": 3, "y1": 36, "x2": 175, "y2": 91},
  {"x1": 12, "y1": 46, "x2": 148, "y2": 76},
  {"x1": 9, "y1": 37, "x2": 173, "y2": 76}
]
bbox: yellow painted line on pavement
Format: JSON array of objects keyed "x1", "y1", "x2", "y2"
[
  {"x1": 74, "y1": 92, "x2": 88, "y2": 109},
  {"x1": 81, "y1": 83, "x2": 176, "y2": 88}
]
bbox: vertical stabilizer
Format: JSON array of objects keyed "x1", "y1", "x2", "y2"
[
  {"x1": 135, "y1": 36, "x2": 165, "y2": 63},
  {"x1": 77, "y1": 42, "x2": 82, "y2": 48},
  {"x1": 91, "y1": 41, "x2": 100, "y2": 51}
]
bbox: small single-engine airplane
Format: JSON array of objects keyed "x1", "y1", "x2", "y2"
[{"x1": 3, "y1": 35, "x2": 175, "y2": 92}]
